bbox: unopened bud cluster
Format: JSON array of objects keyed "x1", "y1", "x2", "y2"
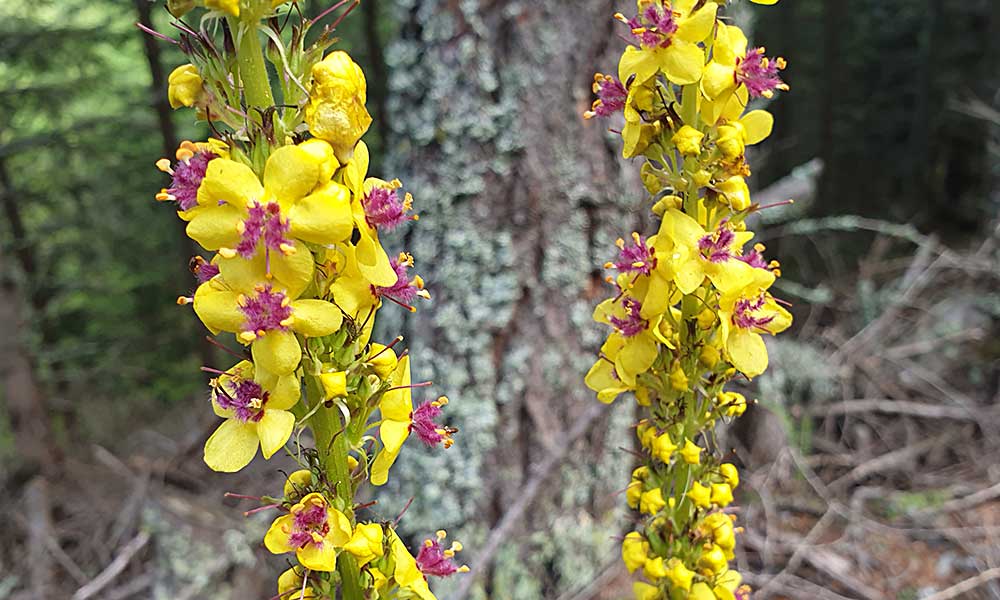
[
  {"x1": 151, "y1": 2, "x2": 467, "y2": 598},
  {"x1": 584, "y1": 1, "x2": 790, "y2": 599}
]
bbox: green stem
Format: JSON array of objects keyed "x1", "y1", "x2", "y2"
[
  {"x1": 307, "y1": 376, "x2": 363, "y2": 600},
  {"x1": 235, "y1": 20, "x2": 275, "y2": 111}
]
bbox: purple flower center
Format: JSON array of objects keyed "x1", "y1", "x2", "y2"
[
  {"x1": 216, "y1": 378, "x2": 269, "y2": 423},
  {"x1": 373, "y1": 253, "x2": 425, "y2": 309},
  {"x1": 609, "y1": 297, "x2": 647, "y2": 338},
  {"x1": 737, "y1": 247, "x2": 769, "y2": 270},
  {"x1": 613, "y1": 235, "x2": 656, "y2": 276},
  {"x1": 191, "y1": 257, "x2": 220, "y2": 283},
  {"x1": 237, "y1": 201, "x2": 291, "y2": 259},
  {"x1": 415, "y1": 537, "x2": 462, "y2": 578},
  {"x1": 590, "y1": 75, "x2": 628, "y2": 118},
  {"x1": 363, "y1": 184, "x2": 415, "y2": 231},
  {"x1": 731, "y1": 293, "x2": 776, "y2": 331},
  {"x1": 165, "y1": 150, "x2": 215, "y2": 211},
  {"x1": 410, "y1": 400, "x2": 447, "y2": 447},
  {"x1": 736, "y1": 48, "x2": 786, "y2": 99},
  {"x1": 624, "y1": 5, "x2": 678, "y2": 49},
  {"x1": 288, "y1": 501, "x2": 331, "y2": 549},
  {"x1": 698, "y1": 223, "x2": 736, "y2": 263},
  {"x1": 239, "y1": 285, "x2": 293, "y2": 336}
]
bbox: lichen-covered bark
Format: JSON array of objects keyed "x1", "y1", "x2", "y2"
[{"x1": 379, "y1": 1, "x2": 645, "y2": 597}]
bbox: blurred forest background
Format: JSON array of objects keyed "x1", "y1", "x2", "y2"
[{"x1": 2, "y1": 1, "x2": 999, "y2": 599}]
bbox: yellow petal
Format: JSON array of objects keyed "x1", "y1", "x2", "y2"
[
  {"x1": 257, "y1": 409, "x2": 295, "y2": 459},
  {"x1": 370, "y1": 443, "x2": 401, "y2": 486},
  {"x1": 326, "y1": 508, "x2": 353, "y2": 547},
  {"x1": 342, "y1": 141, "x2": 370, "y2": 197},
  {"x1": 618, "y1": 45, "x2": 659, "y2": 85},
  {"x1": 379, "y1": 419, "x2": 410, "y2": 456},
  {"x1": 290, "y1": 299, "x2": 343, "y2": 338},
  {"x1": 297, "y1": 138, "x2": 339, "y2": 182},
  {"x1": 660, "y1": 42, "x2": 705, "y2": 85},
  {"x1": 740, "y1": 109, "x2": 774, "y2": 145},
  {"x1": 701, "y1": 62, "x2": 737, "y2": 101},
  {"x1": 197, "y1": 158, "x2": 262, "y2": 208},
  {"x1": 252, "y1": 330, "x2": 302, "y2": 375},
  {"x1": 288, "y1": 181, "x2": 354, "y2": 245},
  {"x1": 216, "y1": 250, "x2": 267, "y2": 295},
  {"x1": 185, "y1": 204, "x2": 243, "y2": 251},
  {"x1": 619, "y1": 333, "x2": 658, "y2": 378},
  {"x1": 270, "y1": 239, "x2": 316, "y2": 300},
  {"x1": 264, "y1": 145, "x2": 322, "y2": 209},
  {"x1": 355, "y1": 229, "x2": 396, "y2": 287},
  {"x1": 379, "y1": 356, "x2": 412, "y2": 421},
  {"x1": 204, "y1": 418, "x2": 259, "y2": 472},
  {"x1": 264, "y1": 514, "x2": 296, "y2": 554},
  {"x1": 676, "y1": 2, "x2": 717, "y2": 43},
  {"x1": 193, "y1": 281, "x2": 244, "y2": 334},
  {"x1": 297, "y1": 540, "x2": 338, "y2": 572},
  {"x1": 726, "y1": 328, "x2": 768, "y2": 377}
]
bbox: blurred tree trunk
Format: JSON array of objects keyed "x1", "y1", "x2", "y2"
[{"x1": 381, "y1": 1, "x2": 642, "y2": 597}]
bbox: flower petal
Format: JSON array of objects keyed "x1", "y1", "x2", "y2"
[
  {"x1": 288, "y1": 181, "x2": 354, "y2": 245},
  {"x1": 661, "y1": 42, "x2": 706, "y2": 85},
  {"x1": 264, "y1": 514, "x2": 296, "y2": 554},
  {"x1": 252, "y1": 330, "x2": 302, "y2": 375},
  {"x1": 186, "y1": 204, "x2": 243, "y2": 251},
  {"x1": 204, "y1": 418, "x2": 259, "y2": 472},
  {"x1": 676, "y1": 2, "x2": 717, "y2": 43},
  {"x1": 257, "y1": 409, "x2": 295, "y2": 459},
  {"x1": 290, "y1": 299, "x2": 343, "y2": 338},
  {"x1": 197, "y1": 158, "x2": 263, "y2": 208},
  {"x1": 264, "y1": 145, "x2": 321, "y2": 208},
  {"x1": 726, "y1": 328, "x2": 768, "y2": 378},
  {"x1": 740, "y1": 110, "x2": 774, "y2": 145},
  {"x1": 258, "y1": 369, "x2": 301, "y2": 411},
  {"x1": 355, "y1": 229, "x2": 396, "y2": 287},
  {"x1": 193, "y1": 281, "x2": 244, "y2": 334}
]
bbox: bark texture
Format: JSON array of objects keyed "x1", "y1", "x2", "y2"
[{"x1": 379, "y1": 1, "x2": 645, "y2": 597}]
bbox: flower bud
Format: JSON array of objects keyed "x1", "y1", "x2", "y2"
[
  {"x1": 306, "y1": 51, "x2": 372, "y2": 160},
  {"x1": 367, "y1": 343, "x2": 399, "y2": 378},
  {"x1": 639, "y1": 487, "x2": 666, "y2": 514},
  {"x1": 621, "y1": 532, "x2": 650, "y2": 573},
  {"x1": 719, "y1": 463, "x2": 740, "y2": 488},
  {"x1": 168, "y1": 64, "x2": 204, "y2": 109},
  {"x1": 689, "y1": 582, "x2": 716, "y2": 600},
  {"x1": 715, "y1": 176, "x2": 751, "y2": 211},
  {"x1": 672, "y1": 125, "x2": 704, "y2": 156},
  {"x1": 716, "y1": 123, "x2": 746, "y2": 160},
  {"x1": 167, "y1": 0, "x2": 196, "y2": 16},
  {"x1": 320, "y1": 371, "x2": 348, "y2": 399},
  {"x1": 643, "y1": 556, "x2": 668, "y2": 581},
  {"x1": 711, "y1": 483, "x2": 734, "y2": 507},
  {"x1": 697, "y1": 544, "x2": 728, "y2": 575}
]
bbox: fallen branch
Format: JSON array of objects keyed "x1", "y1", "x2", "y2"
[
  {"x1": 921, "y1": 567, "x2": 1000, "y2": 600},
  {"x1": 71, "y1": 531, "x2": 150, "y2": 600}
]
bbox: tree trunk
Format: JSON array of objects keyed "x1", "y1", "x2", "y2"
[{"x1": 381, "y1": 1, "x2": 642, "y2": 597}]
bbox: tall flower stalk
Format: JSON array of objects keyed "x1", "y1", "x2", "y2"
[
  {"x1": 149, "y1": 2, "x2": 467, "y2": 598},
  {"x1": 584, "y1": 1, "x2": 789, "y2": 599}
]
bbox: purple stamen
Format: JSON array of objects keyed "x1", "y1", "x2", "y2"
[
  {"x1": 410, "y1": 401, "x2": 448, "y2": 447},
  {"x1": 415, "y1": 537, "x2": 462, "y2": 578},
  {"x1": 239, "y1": 285, "x2": 293, "y2": 335},
  {"x1": 698, "y1": 223, "x2": 737, "y2": 263},
  {"x1": 623, "y1": 5, "x2": 678, "y2": 49},
  {"x1": 608, "y1": 297, "x2": 647, "y2": 338},
  {"x1": 731, "y1": 293, "x2": 776, "y2": 331},
  {"x1": 288, "y1": 501, "x2": 331, "y2": 549},
  {"x1": 588, "y1": 75, "x2": 628, "y2": 118},
  {"x1": 737, "y1": 248, "x2": 769, "y2": 270},
  {"x1": 216, "y1": 378, "x2": 269, "y2": 422},
  {"x1": 612, "y1": 235, "x2": 656, "y2": 275},
  {"x1": 237, "y1": 202, "x2": 291, "y2": 259},
  {"x1": 164, "y1": 150, "x2": 215, "y2": 211},
  {"x1": 737, "y1": 48, "x2": 787, "y2": 99},
  {"x1": 373, "y1": 254, "x2": 425, "y2": 310},
  {"x1": 363, "y1": 185, "x2": 416, "y2": 231}
]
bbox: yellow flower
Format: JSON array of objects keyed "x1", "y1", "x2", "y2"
[
  {"x1": 714, "y1": 570, "x2": 744, "y2": 600},
  {"x1": 264, "y1": 492, "x2": 352, "y2": 571},
  {"x1": 367, "y1": 342, "x2": 399, "y2": 378},
  {"x1": 679, "y1": 438, "x2": 702, "y2": 465},
  {"x1": 658, "y1": 209, "x2": 757, "y2": 295},
  {"x1": 626, "y1": 479, "x2": 643, "y2": 509},
  {"x1": 344, "y1": 522, "x2": 385, "y2": 566},
  {"x1": 203, "y1": 360, "x2": 299, "y2": 472},
  {"x1": 710, "y1": 483, "x2": 734, "y2": 507},
  {"x1": 643, "y1": 555, "x2": 668, "y2": 580},
  {"x1": 672, "y1": 125, "x2": 704, "y2": 156},
  {"x1": 370, "y1": 356, "x2": 415, "y2": 485},
  {"x1": 593, "y1": 297, "x2": 666, "y2": 386},
  {"x1": 665, "y1": 558, "x2": 695, "y2": 592},
  {"x1": 622, "y1": 531, "x2": 650, "y2": 573},
  {"x1": 167, "y1": 64, "x2": 203, "y2": 110},
  {"x1": 192, "y1": 278, "x2": 342, "y2": 375},
  {"x1": 719, "y1": 463, "x2": 739, "y2": 488},
  {"x1": 718, "y1": 283, "x2": 792, "y2": 378},
  {"x1": 669, "y1": 363, "x2": 689, "y2": 391},
  {"x1": 204, "y1": 0, "x2": 240, "y2": 16},
  {"x1": 633, "y1": 581, "x2": 661, "y2": 600},
  {"x1": 717, "y1": 391, "x2": 748, "y2": 416},
  {"x1": 689, "y1": 582, "x2": 716, "y2": 600},
  {"x1": 307, "y1": 51, "x2": 372, "y2": 160},
  {"x1": 320, "y1": 370, "x2": 347, "y2": 399},
  {"x1": 701, "y1": 512, "x2": 736, "y2": 556},
  {"x1": 652, "y1": 432, "x2": 677, "y2": 462},
  {"x1": 640, "y1": 487, "x2": 666, "y2": 514},
  {"x1": 585, "y1": 353, "x2": 633, "y2": 404},
  {"x1": 687, "y1": 481, "x2": 711, "y2": 508},
  {"x1": 387, "y1": 529, "x2": 436, "y2": 600},
  {"x1": 617, "y1": 0, "x2": 719, "y2": 86},
  {"x1": 186, "y1": 141, "x2": 352, "y2": 296},
  {"x1": 283, "y1": 469, "x2": 313, "y2": 500},
  {"x1": 714, "y1": 175, "x2": 753, "y2": 212},
  {"x1": 698, "y1": 544, "x2": 728, "y2": 575},
  {"x1": 277, "y1": 566, "x2": 317, "y2": 600},
  {"x1": 620, "y1": 78, "x2": 660, "y2": 158}
]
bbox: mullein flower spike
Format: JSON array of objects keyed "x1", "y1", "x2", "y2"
[
  {"x1": 149, "y1": 2, "x2": 465, "y2": 598},
  {"x1": 585, "y1": 1, "x2": 789, "y2": 599}
]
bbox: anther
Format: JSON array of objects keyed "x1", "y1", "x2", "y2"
[
  {"x1": 176, "y1": 295, "x2": 193, "y2": 305},
  {"x1": 219, "y1": 247, "x2": 237, "y2": 259},
  {"x1": 155, "y1": 158, "x2": 173, "y2": 174}
]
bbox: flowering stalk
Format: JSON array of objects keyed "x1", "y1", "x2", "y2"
[
  {"x1": 584, "y1": 1, "x2": 789, "y2": 599},
  {"x1": 150, "y1": 2, "x2": 468, "y2": 598}
]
